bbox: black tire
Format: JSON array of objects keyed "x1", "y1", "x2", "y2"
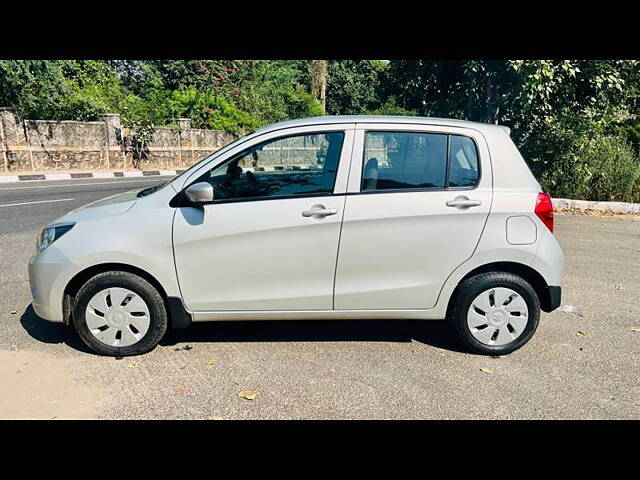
[
  {"x1": 448, "y1": 271, "x2": 540, "y2": 355},
  {"x1": 72, "y1": 271, "x2": 168, "y2": 356}
]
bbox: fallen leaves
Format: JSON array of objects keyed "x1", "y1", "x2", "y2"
[
  {"x1": 479, "y1": 367, "x2": 494, "y2": 374},
  {"x1": 576, "y1": 331, "x2": 591, "y2": 339},
  {"x1": 175, "y1": 387, "x2": 187, "y2": 394},
  {"x1": 174, "y1": 345, "x2": 193, "y2": 351},
  {"x1": 127, "y1": 361, "x2": 140, "y2": 369},
  {"x1": 238, "y1": 391, "x2": 259, "y2": 400},
  {"x1": 205, "y1": 360, "x2": 216, "y2": 366}
]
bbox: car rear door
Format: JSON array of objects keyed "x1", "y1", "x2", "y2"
[{"x1": 334, "y1": 123, "x2": 492, "y2": 310}]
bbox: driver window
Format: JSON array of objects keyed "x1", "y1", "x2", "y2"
[{"x1": 204, "y1": 131, "x2": 345, "y2": 201}]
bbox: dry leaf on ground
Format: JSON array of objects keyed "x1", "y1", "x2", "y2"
[
  {"x1": 238, "y1": 391, "x2": 259, "y2": 400},
  {"x1": 127, "y1": 362, "x2": 140, "y2": 369},
  {"x1": 576, "y1": 331, "x2": 591, "y2": 338},
  {"x1": 205, "y1": 360, "x2": 216, "y2": 366},
  {"x1": 480, "y1": 367, "x2": 494, "y2": 374},
  {"x1": 174, "y1": 345, "x2": 193, "y2": 351}
]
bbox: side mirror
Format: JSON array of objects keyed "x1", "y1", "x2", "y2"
[{"x1": 184, "y1": 182, "x2": 214, "y2": 204}]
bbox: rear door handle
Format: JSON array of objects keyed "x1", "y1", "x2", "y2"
[
  {"x1": 302, "y1": 206, "x2": 338, "y2": 218},
  {"x1": 446, "y1": 197, "x2": 482, "y2": 208}
]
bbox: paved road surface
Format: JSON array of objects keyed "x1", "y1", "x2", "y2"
[{"x1": 0, "y1": 177, "x2": 638, "y2": 419}]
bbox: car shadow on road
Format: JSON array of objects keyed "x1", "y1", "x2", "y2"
[
  {"x1": 20, "y1": 304, "x2": 94, "y2": 354},
  {"x1": 161, "y1": 319, "x2": 468, "y2": 353},
  {"x1": 20, "y1": 304, "x2": 467, "y2": 355}
]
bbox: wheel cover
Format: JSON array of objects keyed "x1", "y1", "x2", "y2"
[
  {"x1": 85, "y1": 287, "x2": 151, "y2": 348},
  {"x1": 466, "y1": 287, "x2": 529, "y2": 346}
]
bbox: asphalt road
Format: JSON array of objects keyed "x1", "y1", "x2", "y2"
[{"x1": 0, "y1": 177, "x2": 639, "y2": 419}]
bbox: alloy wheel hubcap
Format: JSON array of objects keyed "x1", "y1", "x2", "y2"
[
  {"x1": 467, "y1": 287, "x2": 529, "y2": 346},
  {"x1": 85, "y1": 287, "x2": 150, "y2": 347}
]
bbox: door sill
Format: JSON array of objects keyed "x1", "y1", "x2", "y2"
[{"x1": 192, "y1": 309, "x2": 440, "y2": 322}]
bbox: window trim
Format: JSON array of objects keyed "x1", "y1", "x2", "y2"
[
  {"x1": 359, "y1": 130, "x2": 482, "y2": 194},
  {"x1": 177, "y1": 130, "x2": 347, "y2": 206}
]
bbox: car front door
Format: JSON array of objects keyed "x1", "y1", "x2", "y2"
[
  {"x1": 334, "y1": 124, "x2": 492, "y2": 310},
  {"x1": 172, "y1": 125, "x2": 354, "y2": 312}
]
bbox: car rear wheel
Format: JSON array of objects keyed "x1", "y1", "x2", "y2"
[
  {"x1": 72, "y1": 271, "x2": 168, "y2": 356},
  {"x1": 448, "y1": 272, "x2": 540, "y2": 355}
]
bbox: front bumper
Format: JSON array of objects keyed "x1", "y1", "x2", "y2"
[{"x1": 28, "y1": 250, "x2": 69, "y2": 322}]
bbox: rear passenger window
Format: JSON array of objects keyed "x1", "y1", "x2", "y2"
[
  {"x1": 362, "y1": 132, "x2": 447, "y2": 191},
  {"x1": 449, "y1": 135, "x2": 479, "y2": 187}
]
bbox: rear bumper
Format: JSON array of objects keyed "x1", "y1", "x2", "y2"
[{"x1": 542, "y1": 285, "x2": 562, "y2": 313}]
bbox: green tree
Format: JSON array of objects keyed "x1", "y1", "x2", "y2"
[
  {"x1": 160, "y1": 86, "x2": 257, "y2": 134},
  {"x1": 0, "y1": 60, "x2": 67, "y2": 119},
  {"x1": 308, "y1": 60, "x2": 328, "y2": 112},
  {"x1": 325, "y1": 60, "x2": 387, "y2": 115},
  {"x1": 235, "y1": 61, "x2": 323, "y2": 126}
]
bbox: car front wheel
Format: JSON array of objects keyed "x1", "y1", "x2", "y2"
[
  {"x1": 448, "y1": 272, "x2": 541, "y2": 355},
  {"x1": 72, "y1": 271, "x2": 168, "y2": 356}
]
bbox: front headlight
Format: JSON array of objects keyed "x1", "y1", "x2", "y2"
[{"x1": 37, "y1": 223, "x2": 75, "y2": 252}]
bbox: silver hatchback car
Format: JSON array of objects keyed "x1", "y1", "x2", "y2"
[{"x1": 29, "y1": 116, "x2": 564, "y2": 357}]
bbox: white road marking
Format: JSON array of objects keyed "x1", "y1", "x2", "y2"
[
  {"x1": 0, "y1": 178, "x2": 168, "y2": 191},
  {"x1": 0, "y1": 198, "x2": 75, "y2": 208}
]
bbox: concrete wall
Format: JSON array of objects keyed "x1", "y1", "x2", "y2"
[{"x1": 0, "y1": 109, "x2": 236, "y2": 172}]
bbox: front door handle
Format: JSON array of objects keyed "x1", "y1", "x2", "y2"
[
  {"x1": 302, "y1": 205, "x2": 338, "y2": 218},
  {"x1": 446, "y1": 196, "x2": 482, "y2": 208}
]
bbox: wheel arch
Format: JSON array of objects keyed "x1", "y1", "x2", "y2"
[
  {"x1": 446, "y1": 261, "x2": 555, "y2": 316},
  {"x1": 63, "y1": 263, "x2": 191, "y2": 330}
]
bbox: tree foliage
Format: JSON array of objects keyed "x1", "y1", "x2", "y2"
[
  {"x1": 325, "y1": 60, "x2": 385, "y2": 115},
  {"x1": 1, "y1": 59, "x2": 639, "y2": 201}
]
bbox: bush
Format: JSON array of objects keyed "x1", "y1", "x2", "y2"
[
  {"x1": 160, "y1": 87, "x2": 257, "y2": 135},
  {"x1": 538, "y1": 132, "x2": 640, "y2": 203}
]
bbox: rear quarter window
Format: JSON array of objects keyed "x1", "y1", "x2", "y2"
[{"x1": 449, "y1": 135, "x2": 479, "y2": 187}]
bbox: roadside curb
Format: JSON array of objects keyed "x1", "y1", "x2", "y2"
[
  {"x1": 553, "y1": 197, "x2": 640, "y2": 215},
  {"x1": 0, "y1": 169, "x2": 185, "y2": 183}
]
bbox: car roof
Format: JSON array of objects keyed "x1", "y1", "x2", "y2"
[{"x1": 252, "y1": 115, "x2": 510, "y2": 135}]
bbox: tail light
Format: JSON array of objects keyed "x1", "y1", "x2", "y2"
[{"x1": 535, "y1": 192, "x2": 554, "y2": 233}]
